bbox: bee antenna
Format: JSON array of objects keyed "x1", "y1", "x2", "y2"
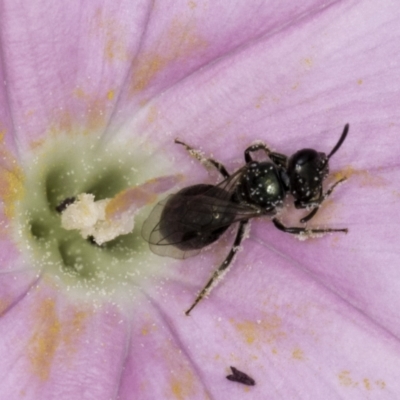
[{"x1": 327, "y1": 124, "x2": 349, "y2": 159}]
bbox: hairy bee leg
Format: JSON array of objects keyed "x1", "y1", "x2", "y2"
[
  {"x1": 175, "y1": 139, "x2": 230, "y2": 179},
  {"x1": 272, "y1": 218, "x2": 348, "y2": 235},
  {"x1": 185, "y1": 220, "x2": 248, "y2": 316},
  {"x1": 300, "y1": 177, "x2": 347, "y2": 223}
]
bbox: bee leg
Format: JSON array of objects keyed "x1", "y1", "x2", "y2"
[
  {"x1": 185, "y1": 220, "x2": 248, "y2": 316},
  {"x1": 272, "y1": 218, "x2": 348, "y2": 235},
  {"x1": 244, "y1": 142, "x2": 273, "y2": 163},
  {"x1": 175, "y1": 139, "x2": 229, "y2": 179},
  {"x1": 299, "y1": 177, "x2": 347, "y2": 223}
]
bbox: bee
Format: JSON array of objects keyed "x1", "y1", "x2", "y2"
[{"x1": 142, "y1": 125, "x2": 349, "y2": 315}]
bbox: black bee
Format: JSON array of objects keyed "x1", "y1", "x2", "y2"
[{"x1": 142, "y1": 125, "x2": 349, "y2": 315}]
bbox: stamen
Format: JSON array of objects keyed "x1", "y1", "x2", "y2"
[{"x1": 60, "y1": 175, "x2": 181, "y2": 246}]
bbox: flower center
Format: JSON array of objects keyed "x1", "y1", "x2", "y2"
[{"x1": 13, "y1": 134, "x2": 171, "y2": 302}]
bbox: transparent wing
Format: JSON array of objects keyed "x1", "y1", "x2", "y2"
[{"x1": 141, "y1": 168, "x2": 261, "y2": 260}]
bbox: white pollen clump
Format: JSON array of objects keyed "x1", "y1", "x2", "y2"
[{"x1": 61, "y1": 194, "x2": 134, "y2": 245}]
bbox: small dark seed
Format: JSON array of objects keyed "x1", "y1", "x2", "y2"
[{"x1": 226, "y1": 366, "x2": 255, "y2": 386}]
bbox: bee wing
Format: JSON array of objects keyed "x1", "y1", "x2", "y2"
[
  {"x1": 213, "y1": 165, "x2": 246, "y2": 198},
  {"x1": 142, "y1": 194, "x2": 259, "y2": 260},
  {"x1": 141, "y1": 168, "x2": 261, "y2": 260}
]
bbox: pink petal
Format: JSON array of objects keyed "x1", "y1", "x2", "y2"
[
  {"x1": 0, "y1": 0, "x2": 399, "y2": 399},
  {"x1": 0, "y1": 280, "x2": 130, "y2": 399}
]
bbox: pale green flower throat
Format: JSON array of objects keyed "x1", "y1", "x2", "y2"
[{"x1": 14, "y1": 134, "x2": 172, "y2": 300}]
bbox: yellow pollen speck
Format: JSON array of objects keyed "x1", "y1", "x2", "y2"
[
  {"x1": 337, "y1": 371, "x2": 386, "y2": 391},
  {"x1": 107, "y1": 90, "x2": 115, "y2": 100},
  {"x1": 292, "y1": 348, "x2": 304, "y2": 360},
  {"x1": 302, "y1": 57, "x2": 313, "y2": 69},
  {"x1": 255, "y1": 95, "x2": 265, "y2": 109},
  {"x1": 357, "y1": 79, "x2": 363, "y2": 85},
  {"x1": 338, "y1": 370, "x2": 355, "y2": 387},
  {"x1": 141, "y1": 328, "x2": 149, "y2": 335},
  {"x1": 73, "y1": 87, "x2": 87, "y2": 99},
  {"x1": 376, "y1": 380, "x2": 386, "y2": 389}
]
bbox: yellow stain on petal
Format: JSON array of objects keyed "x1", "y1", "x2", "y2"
[
  {"x1": 63, "y1": 310, "x2": 87, "y2": 348},
  {"x1": 91, "y1": 9, "x2": 129, "y2": 62},
  {"x1": 357, "y1": 79, "x2": 363, "y2": 85},
  {"x1": 376, "y1": 380, "x2": 386, "y2": 389},
  {"x1": 292, "y1": 348, "x2": 304, "y2": 360},
  {"x1": 25, "y1": 109, "x2": 36, "y2": 119},
  {"x1": 0, "y1": 131, "x2": 24, "y2": 219},
  {"x1": 188, "y1": 1, "x2": 197, "y2": 9},
  {"x1": 292, "y1": 82, "x2": 300, "y2": 90},
  {"x1": 105, "y1": 38, "x2": 128, "y2": 61},
  {"x1": 28, "y1": 299, "x2": 61, "y2": 380},
  {"x1": 157, "y1": 333, "x2": 211, "y2": 400},
  {"x1": 141, "y1": 327, "x2": 149, "y2": 335},
  {"x1": 170, "y1": 371, "x2": 196, "y2": 400},
  {"x1": 73, "y1": 87, "x2": 109, "y2": 131},
  {"x1": 48, "y1": 109, "x2": 74, "y2": 136},
  {"x1": 0, "y1": 299, "x2": 10, "y2": 316},
  {"x1": 140, "y1": 321, "x2": 158, "y2": 336},
  {"x1": 232, "y1": 315, "x2": 286, "y2": 347},
  {"x1": 131, "y1": 54, "x2": 167, "y2": 93},
  {"x1": 107, "y1": 90, "x2": 115, "y2": 100},
  {"x1": 235, "y1": 320, "x2": 259, "y2": 345},
  {"x1": 0, "y1": 167, "x2": 24, "y2": 219},
  {"x1": 73, "y1": 87, "x2": 87, "y2": 99},
  {"x1": 337, "y1": 371, "x2": 386, "y2": 391},
  {"x1": 28, "y1": 298, "x2": 87, "y2": 381},
  {"x1": 130, "y1": 18, "x2": 208, "y2": 94},
  {"x1": 162, "y1": 346, "x2": 209, "y2": 400},
  {"x1": 146, "y1": 105, "x2": 159, "y2": 123},
  {"x1": 47, "y1": 87, "x2": 114, "y2": 137},
  {"x1": 333, "y1": 166, "x2": 386, "y2": 187},
  {"x1": 338, "y1": 370, "x2": 356, "y2": 387},
  {"x1": 86, "y1": 99, "x2": 108, "y2": 132},
  {"x1": 59, "y1": 111, "x2": 74, "y2": 133},
  {"x1": 255, "y1": 95, "x2": 265, "y2": 109},
  {"x1": 302, "y1": 57, "x2": 313, "y2": 69}
]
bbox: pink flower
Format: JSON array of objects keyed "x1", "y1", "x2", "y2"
[{"x1": 1, "y1": 1, "x2": 400, "y2": 399}]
